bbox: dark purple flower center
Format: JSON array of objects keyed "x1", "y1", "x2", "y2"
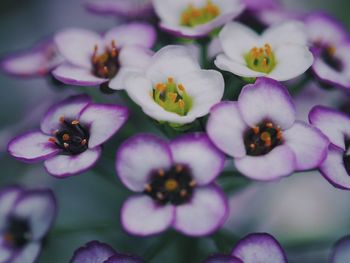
[
  {"x1": 144, "y1": 164, "x2": 196, "y2": 206},
  {"x1": 315, "y1": 42, "x2": 343, "y2": 72},
  {"x1": 49, "y1": 117, "x2": 89, "y2": 155},
  {"x1": 3, "y1": 217, "x2": 31, "y2": 249},
  {"x1": 244, "y1": 121, "x2": 283, "y2": 156},
  {"x1": 91, "y1": 41, "x2": 120, "y2": 79}
]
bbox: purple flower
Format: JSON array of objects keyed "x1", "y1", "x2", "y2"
[
  {"x1": 70, "y1": 241, "x2": 144, "y2": 263},
  {"x1": 0, "y1": 39, "x2": 63, "y2": 78},
  {"x1": 8, "y1": 95, "x2": 128, "y2": 178},
  {"x1": 207, "y1": 77, "x2": 329, "y2": 181},
  {"x1": 305, "y1": 12, "x2": 350, "y2": 90},
  {"x1": 0, "y1": 186, "x2": 56, "y2": 263},
  {"x1": 85, "y1": 0, "x2": 153, "y2": 20},
  {"x1": 116, "y1": 133, "x2": 228, "y2": 236},
  {"x1": 152, "y1": 0, "x2": 245, "y2": 38},
  {"x1": 52, "y1": 23, "x2": 156, "y2": 89},
  {"x1": 204, "y1": 233, "x2": 287, "y2": 263},
  {"x1": 309, "y1": 106, "x2": 350, "y2": 190},
  {"x1": 331, "y1": 235, "x2": 350, "y2": 263}
]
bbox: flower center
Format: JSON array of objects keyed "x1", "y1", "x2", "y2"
[
  {"x1": 152, "y1": 77, "x2": 192, "y2": 116},
  {"x1": 144, "y1": 164, "x2": 196, "y2": 205},
  {"x1": 48, "y1": 116, "x2": 89, "y2": 155},
  {"x1": 180, "y1": 0, "x2": 220, "y2": 27},
  {"x1": 244, "y1": 121, "x2": 283, "y2": 156},
  {"x1": 3, "y1": 217, "x2": 31, "y2": 249},
  {"x1": 245, "y1": 44, "x2": 276, "y2": 73},
  {"x1": 320, "y1": 45, "x2": 343, "y2": 72},
  {"x1": 91, "y1": 40, "x2": 120, "y2": 79}
]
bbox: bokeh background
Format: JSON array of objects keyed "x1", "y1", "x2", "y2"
[{"x1": 0, "y1": 0, "x2": 350, "y2": 262}]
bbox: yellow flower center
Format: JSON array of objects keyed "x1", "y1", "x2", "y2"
[
  {"x1": 180, "y1": 0, "x2": 220, "y2": 27},
  {"x1": 245, "y1": 44, "x2": 276, "y2": 74}
]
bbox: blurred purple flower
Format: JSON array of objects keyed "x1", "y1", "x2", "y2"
[
  {"x1": 331, "y1": 235, "x2": 350, "y2": 263},
  {"x1": 204, "y1": 233, "x2": 287, "y2": 263},
  {"x1": 52, "y1": 23, "x2": 156, "y2": 89},
  {"x1": 0, "y1": 186, "x2": 56, "y2": 263},
  {"x1": 116, "y1": 133, "x2": 228, "y2": 236},
  {"x1": 8, "y1": 95, "x2": 128, "y2": 178},
  {"x1": 207, "y1": 77, "x2": 329, "y2": 181},
  {"x1": 70, "y1": 241, "x2": 144, "y2": 263}
]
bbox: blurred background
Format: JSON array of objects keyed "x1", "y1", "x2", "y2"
[{"x1": 1, "y1": 0, "x2": 350, "y2": 262}]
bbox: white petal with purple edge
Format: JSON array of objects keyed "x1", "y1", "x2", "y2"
[
  {"x1": 79, "y1": 104, "x2": 128, "y2": 148},
  {"x1": 104, "y1": 254, "x2": 144, "y2": 263},
  {"x1": 284, "y1": 121, "x2": 329, "y2": 170},
  {"x1": 71, "y1": 241, "x2": 116, "y2": 263},
  {"x1": 44, "y1": 147, "x2": 101, "y2": 178},
  {"x1": 121, "y1": 195, "x2": 174, "y2": 236},
  {"x1": 238, "y1": 78, "x2": 296, "y2": 129},
  {"x1": 332, "y1": 235, "x2": 350, "y2": 263},
  {"x1": 11, "y1": 242, "x2": 41, "y2": 263},
  {"x1": 170, "y1": 134, "x2": 225, "y2": 185},
  {"x1": 234, "y1": 145, "x2": 296, "y2": 180},
  {"x1": 173, "y1": 185, "x2": 228, "y2": 236},
  {"x1": 118, "y1": 46, "x2": 154, "y2": 69},
  {"x1": 8, "y1": 131, "x2": 60, "y2": 163},
  {"x1": 40, "y1": 95, "x2": 92, "y2": 134},
  {"x1": 0, "y1": 187, "x2": 22, "y2": 231},
  {"x1": 152, "y1": 0, "x2": 191, "y2": 25},
  {"x1": 232, "y1": 233, "x2": 287, "y2": 263},
  {"x1": 116, "y1": 134, "x2": 172, "y2": 192},
  {"x1": 12, "y1": 190, "x2": 56, "y2": 240},
  {"x1": 207, "y1": 101, "x2": 247, "y2": 158}
]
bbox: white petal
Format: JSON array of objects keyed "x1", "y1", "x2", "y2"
[
  {"x1": 0, "y1": 187, "x2": 22, "y2": 231},
  {"x1": 11, "y1": 243, "x2": 41, "y2": 263}
]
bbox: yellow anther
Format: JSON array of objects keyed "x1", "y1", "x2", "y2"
[
  {"x1": 145, "y1": 184, "x2": 152, "y2": 192},
  {"x1": 165, "y1": 179, "x2": 178, "y2": 191},
  {"x1": 156, "y1": 83, "x2": 166, "y2": 92},
  {"x1": 169, "y1": 92, "x2": 178, "y2": 103},
  {"x1": 62, "y1": 134, "x2": 70, "y2": 141},
  {"x1": 178, "y1": 99, "x2": 185, "y2": 109},
  {"x1": 266, "y1": 122, "x2": 273, "y2": 128},
  {"x1": 158, "y1": 169, "x2": 165, "y2": 176},
  {"x1": 167, "y1": 77, "x2": 174, "y2": 83},
  {"x1": 71, "y1": 120, "x2": 79, "y2": 125},
  {"x1": 261, "y1": 132, "x2": 271, "y2": 142},
  {"x1": 178, "y1": 84, "x2": 185, "y2": 91},
  {"x1": 252, "y1": 126, "x2": 260, "y2": 134}
]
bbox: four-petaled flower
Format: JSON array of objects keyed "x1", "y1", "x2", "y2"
[
  {"x1": 116, "y1": 133, "x2": 228, "y2": 236},
  {"x1": 0, "y1": 186, "x2": 56, "y2": 263},
  {"x1": 8, "y1": 95, "x2": 128, "y2": 178},
  {"x1": 207, "y1": 77, "x2": 329, "y2": 181}
]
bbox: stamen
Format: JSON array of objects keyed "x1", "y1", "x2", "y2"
[
  {"x1": 62, "y1": 134, "x2": 70, "y2": 141},
  {"x1": 176, "y1": 164, "x2": 183, "y2": 172},
  {"x1": 178, "y1": 84, "x2": 185, "y2": 91},
  {"x1": 245, "y1": 43, "x2": 276, "y2": 73},
  {"x1": 63, "y1": 142, "x2": 69, "y2": 148},
  {"x1": 48, "y1": 137, "x2": 56, "y2": 144},
  {"x1": 180, "y1": 0, "x2": 221, "y2": 27},
  {"x1": 145, "y1": 184, "x2": 152, "y2": 192},
  {"x1": 71, "y1": 120, "x2": 79, "y2": 125},
  {"x1": 81, "y1": 139, "x2": 87, "y2": 145},
  {"x1": 158, "y1": 169, "x2": 165, "y2": 177},
  {"x1": 59, "y1": 116, "x2": 65, "y2": 123},
  {"x1": 252, "y1": 126, "x2": 260, "y2": 134},
  {"x1": 168, "y1": 77, "x2": 174, "y2": 83},
  {"x1": 189, "y1": 180, "x2": 196, "y2": 187},
  {"x1": 156, "y1": 192, "x2": 164, "y2": 200}
]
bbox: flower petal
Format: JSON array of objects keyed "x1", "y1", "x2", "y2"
[
  {"x1": 104, "y1": 254, "x2": 145, "y2": 263},
  {"x1": 116, "y1": 134, "x2": 173, "y2": 192},
  {"x1": 119, "y1": 45, "x2": 154, "y2": 68},
  {"x1": 0, "y1": 186, "x2": 23, "y2": 231},
  {"x1": 40, "y1": 94, "x2": 92, "y2": 135},
  {"x1": 204, "y1": 255, "x2": 243, "y2": 263},
  {"x1": 170, "y1": 133, "x2": 225, "y2": 185},
  {"x1": 52, "y1": 63, "x2": 108, "y2": 86},
  {"x1": 11, "y1": 242, "x2": 41, "y2": 263},
  {"x1": 121, "y1": 195, "x2": 174, "y2": 236},
  {"x1": 238, "y1": 77, "x2": 296, "y2": 129},
  {"x1": 7, "y1": 131, "x2": 60, "y2": 163},
  {"x1": 284, "y1": 121, "x2": 329, "y2": 170},
  {"x1": 79, "y1": 104, "x2": 129, "y2": 148},
  {"x1": 331, "y1": 235, "x2": 350, "y2": 263},
  {"x1": 173, "y1": 185, "x2": 228, "y2": 236},
  {"x1": 207, "y1": 101, "x2": 247, "y2": 158},
  {"x1": 12, "y1": 189, "x2": 56, "y2": 240},
  {"x1": 44, "y1": 147, "x2": 101, "y2": 178},
  {"x1": 234, "y1": 145, "x2": 296, "y2": 181},
  {"x1": 71, "y1": 241, "x2": 116, "y2": 263},
  {"x1": 0, "y1": 237, "x2": 13, "y2": 263},
  {"x1": 232, "y1": 233, "x2": 287, "y2": 263}
]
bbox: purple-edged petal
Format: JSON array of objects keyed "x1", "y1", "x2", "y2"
[
  {"x1": 234, "y1": 145, "x2": 296, "y2": 181},
  {"x1": 331, "y1": 235, "x2": 350, "y2": 263},
  {"x1": 238, "y1": 77, "x2": 296, "y2": 129},
  {"x1": 284, "y1": 121, "x2": 329, "y2": 170},
  {"x1": 40, "y1": 94, "x2": 92, "y2": 135},
  {"x1": 104, "y1": 23, "x2": 156, "y2": 49},
  {"x1": 11, "y1": 242, "x2": 41, "y2": 263},
  {"x1": 204, "y1": 255, "x2": 243, "y2": 263},
  {"x1": 0, "y1": 186, "x2": 23, "y2": 230},
  {"x1": 104, "y1": 254, "x2": 145, "y2": 263},
  {"x1": 170, "y1": 134, "x2": 225, "y2": 185},
  {"x1": 12, "y1": 189, "x2": 56, "y2": 240},
  {"x1": 173, "y1": 185, "x2": 228, "y2": 236},
  {"x1": 79, "y1": 104, "x2": 129, "y2": 148},
  {"x1": 207, "y1": 101, "x2": 247, "y2": 158},
  {"x1": 116, "y1": 134, "x2": 172, "y2": 192},
  {"x1": 0, "y1": 237, "x2": 13, "y2": 262},
  {"x1": 44, "y1": 147, "x2": 101, "y2": 178},
  {"x1": 52, "y1": 63, "x2": 108, "y2": 86},
  {"x1": 121, "y1": 195, "x2": 174, "y2": 236},
  {"x1": 232, "y1": 233, "x2": 287, "y2": 263},
  {"x1": 309, "y1": 106, "x2": 350, "y2": 150},
  {"x1": 118, "y1": 46, "x2": 153, "y2": 69},
  {"x1": 71, "y1": 241, "x2": 116, "y2": 263},
  {"x1": 7, "y1": 131, "x2": 60, "y2": 163}
]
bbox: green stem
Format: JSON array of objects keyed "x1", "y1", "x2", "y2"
[{"x1": 143, "y1": 232, "x2": 174, "y2": 261}]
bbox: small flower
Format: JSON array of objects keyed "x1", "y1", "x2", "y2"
[
  {"x1": 52, "y1": 23, "x2": 156, "y2": 89},
  {"x1": 215, "y1": 20, "x2": 314, "y2": 81},
  {"x1": 8, "y1": 95, "x2": 128, "y2": 178},
  {"x1": 0, "y1": 39, "x2": 63, "y2": 78},
  {"x1": 70, "y1": 241, "x2": 144, "y2": 263},
  {"x1": 207, "y1": 77, "x2": 329, "y2": 181},
  {"x1": 204, "y1": 233, "x2": 287, "y2": 263},
  {"x1": 85, "y1": 0, "x2": 153, "y2": 20},
  {"x1": 305, "y1": 12, "x2": 350, "y2": 90},
  {"x1": 116, "y1": 133, "x2": 228, "y2": 236},
  {"x1": 124, "y1": 45, "x2": 224, "y2": 125},
  {"x1": 331, "y1": 235, "x2": 350, "y2": 263},
  {"x1": 0, "y1": 186, "x2": 56, "y2": 263},
  {"x1": 152, "y1": 0, "x2": 244, "y2": 38},
  {"x1": 309, "y1": 106, "x2": 350, "y2": 190}
]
